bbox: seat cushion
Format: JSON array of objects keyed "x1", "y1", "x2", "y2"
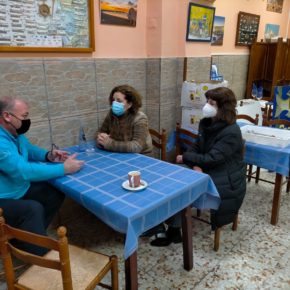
[{"x1": 17, "y1": 245, "x2": 111, "y2": 290}]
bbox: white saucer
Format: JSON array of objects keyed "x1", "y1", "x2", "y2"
[{"x1": 122, "y1": 180, "x2": 148, "y2": 191}]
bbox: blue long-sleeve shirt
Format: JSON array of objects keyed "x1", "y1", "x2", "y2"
[{"x1": 0, "y1": 126, "x2": 65, "y2": 199}]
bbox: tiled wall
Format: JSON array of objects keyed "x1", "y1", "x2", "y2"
[
  {"x1": 0, "y1": 55, "x2": 249, "y2": 153},
  {"x1": 211, "y1": 54, "x2": 249, "y2": 100}
]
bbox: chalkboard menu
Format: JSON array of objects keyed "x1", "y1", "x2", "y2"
[{"x1": 235, "y1": 12, "x2": 260, "y2": 46}]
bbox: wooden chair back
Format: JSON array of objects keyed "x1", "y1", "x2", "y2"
[
  {"x1": 149, "y1": 128, "x2": 167, "y2": 161},
  {"x1": 263, "y1": 118, "x2": 290, "y2": 129},
  {"x1": 175, "y1": 123, "x2": 198, "y2": 157},
  {"x1": 236, "y1": 114, "x2": 259, "y2": 125},
  {"x1": 262, "y1": 103, "x2": 273, "y2": 125},
  {"x1": 0, "y1": 208, "x2": 118, "y2": 290}
]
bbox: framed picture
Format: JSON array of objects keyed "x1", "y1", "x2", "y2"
[
  {"x1": 265, "y1": 24, "x2": 280, "y2": 40},
  {"x1": 186, "y1": 3, "x2": 215, "y2": 42},
  {"x1": 100, "y1": 0, "x2": 138, "y2": 27},
  {"x1": 211, "y1": 16, "x2": 225, "y2": 46},
  {"x1": 266, "y1": 0, "x2": 284, "y2": 13},
  {"x1": 235, "y1": 11, "x2": 260, "y2": 46},
  {"x1": 0, "y1": 0, "x2": 95, "y2": 53}
]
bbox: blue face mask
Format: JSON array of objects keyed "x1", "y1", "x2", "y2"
[{"x1": 112, "y1": 101, "x2": 125, "y2": 116}]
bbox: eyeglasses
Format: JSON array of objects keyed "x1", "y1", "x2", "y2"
[{"x1": 8, "y1": 112, "x2": 27, "y2": 121}]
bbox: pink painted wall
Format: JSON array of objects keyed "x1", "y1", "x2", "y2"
[
  {"x1": 146, "y1": 0, "x2": 162, "y2": 57},
  {"x1": 211, "y1": 0, "x2": 290, "y2": 55},
  {"x1": 93, "y1": 0, "x2": 147, "y2": 58},
  {"x1": 0, "y1": 0, "x2": 289, "y2": 58}
]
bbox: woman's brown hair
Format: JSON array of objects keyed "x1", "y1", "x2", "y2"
[
  {"x1": 109, "y1": 85, "x2": 142, "y2": 115},
  {"x1": 205, "y1": 87, "x2": 237, "y2": 125}
]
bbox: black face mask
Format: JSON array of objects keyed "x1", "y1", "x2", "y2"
[
  {"x1": 16, "y1": 119, "x2": 31, "y2": 135},
  {"x1": 8, "y1": 112, "x2": 31, "y2": 135}
]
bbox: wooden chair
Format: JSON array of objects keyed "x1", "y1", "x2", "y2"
[
  {"x1": 255, "y1": 118, "x2": 290, "y2": 192},
  {"x1": 175, "y1": 123, "x2": 198, "y2": 156},
  {"x1": 0, "y1": 208, "x2": 118, "y2": 290},
  {"x1": 149, "y1": 128, "x2": 167, "y2": 161},
  {"x1": 236, "y1": 114, "x2": 259, "y2": 126},
  {"x1": 236, "y1": 114, "x2": 259, "y2": 182},
  {"x1": 175, "y1": 123, "x2": 238, "y2": 251}
]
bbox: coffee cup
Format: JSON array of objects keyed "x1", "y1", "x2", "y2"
[{"x1": 128, "y1": 171, "x2": 141, "y2": 188}]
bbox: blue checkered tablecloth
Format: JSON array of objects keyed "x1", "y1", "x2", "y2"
[
  {"x1": 244, "y1": 142, "x2": 290, "y2": 176},
  {"x1": 50, "y1": 146, "x2": 220, "y2": 259},
  {"x1": 238, "y1": 122, "x2": 290, "y2": 176}
]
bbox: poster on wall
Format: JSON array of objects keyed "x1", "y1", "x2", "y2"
[
  {"x1": 99, "y1": 0, "x2": 138, "y2": 27},
  {"x1": 0, "y1": 0, "x2": 94, "y2": 52},
  {"x1": 186, "y1": 3, "x2": 215, "y2": 42},
  {"x1": 266, "y1": 0, "x2": 284, "y2": 13},
  {"x1": 211, "y1": 16, "x2": 225, "y2": 46},
  {"x1": 264, "y1": 24, "x2": 280, "y2": 40}
]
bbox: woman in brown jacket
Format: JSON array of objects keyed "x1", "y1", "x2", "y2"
[{"x1": 96, "y1": 85, "x2": 152, "y2": 154}]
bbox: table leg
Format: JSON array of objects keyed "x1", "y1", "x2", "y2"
[
  {"x1": 181, "y1": 206, "x2": 193, "y2": 271},
  {"x1": 125, "y1": 251, "x2": 138, "y2": 290},
  {"x1": 271, "y1": 173, "x2": 283, "y2": 225}
]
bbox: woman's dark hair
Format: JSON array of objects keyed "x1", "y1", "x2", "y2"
[
  {"x1": 205, "y1": 87, "x2": 237, "y2": 125},
  {"x1": 109, "y1": 85, "x2": 142, "y2": 115}
]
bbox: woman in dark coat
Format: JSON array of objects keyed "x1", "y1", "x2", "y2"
[
  {"x1": 177, "y1": 86, "x2": 246, "y2": 229},
  {"x1": 150, "y1": 87, "x2": 246, "y2": 247}
]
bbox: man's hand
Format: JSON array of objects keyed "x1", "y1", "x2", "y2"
[
  {"x1": 97, "y1": 133, "x2": 110, "y2": 147},
  {"x1": 176, "y1": 155, "x2": 183, "y2": 164},
  {"x1": 193, "y1": 166, "x2": 203, "y2": 172},
  {"x1": 64, "y1": 154, "x2": 84, "y2": 174},
  {"x1": 47, "y1": 149, "x2": 69, "y2": 162}
]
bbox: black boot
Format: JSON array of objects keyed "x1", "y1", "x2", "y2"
[
  {"x1": 167, "y1": 226, "x2": 182, "y2": 244},
  {"x1": 150, "y1": 226, "x2": 182, "y2": 247}
]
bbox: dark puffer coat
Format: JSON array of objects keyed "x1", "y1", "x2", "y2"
[{"x1": 182, "y1": 118, "x2": 246, "y2": 228}]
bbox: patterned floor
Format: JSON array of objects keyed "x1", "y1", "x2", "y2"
[{"x1": 1, "y1": 171, "x2": 290, "y2": 289}]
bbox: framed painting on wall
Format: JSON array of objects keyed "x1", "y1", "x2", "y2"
[
  {"x1": 0, "y1": 0, "x2": 95, "y2": 52},
  {"x1": 99, "y1": 0, "x2": 138, "y2": 27},
  {"x1": 235, "y1": 11, "x2": 260, "y2": 46},
  {"x1": 266, "y1": 0, "x2": 284, "y2": 13},
  {"x1": 211, "y1": 16, "x2": 225, "y2": 46},
  {"x1": 265, "y1": 24, "x2": 280, "y2": 40},
  {"x1": 186, "y1": 3, "x2": 215, "y2": 42}
]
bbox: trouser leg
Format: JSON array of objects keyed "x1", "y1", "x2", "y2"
[
  {"x1": 23, "y1": 182, "x2": 65, "y2": 228},
  {"x1": 0, "y1": 182, "x2": 64, "y2": 256},
  {"x1": 0, "y1": 198, "x2": 48, "y2": 255},
  {"x1": 166, "y1": 213, "x2": 181, "y2": 228}
]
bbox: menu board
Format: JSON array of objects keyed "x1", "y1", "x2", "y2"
[
  {"x1": 235, "y1": 11, "x2": 260, "y2": 46},
  {"x1": 0, "y1": 0, "x2": 94, "y2": 52}
]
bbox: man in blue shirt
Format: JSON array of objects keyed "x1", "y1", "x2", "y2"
[{"x1": 0, "y1": 96, "x2": 84, "y2": 255}]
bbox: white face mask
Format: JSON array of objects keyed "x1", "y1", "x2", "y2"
[{"x1": 202, "y1": 103, "x2": 217, "y2": 118}]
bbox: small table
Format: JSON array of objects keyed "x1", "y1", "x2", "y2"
[
  {"x1": 51, "y1": 146, "x2": 220, "y2": 289},
  {"x1": 244, "y1": 140, "x2": 290, "y2": 225}
]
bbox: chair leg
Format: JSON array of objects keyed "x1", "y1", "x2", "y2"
[
  {"x1": 111, "y1": 255, "x2": 119, "y2": 290},
  {"x1": 248, "y1": 165, "x2": 253, "y2": 182},
  {"x1": 196, "y1": 209, "x2": 201, "y2": 217},
  {"x1": 214, "y1": 227, "x2": 221, "y2": 252},
  {"x1": 232, "y1": 214, "x2": 238, "y2": 231},
  {"x1": 255, "y1": 167, "x2": 261, "y2": 184}
]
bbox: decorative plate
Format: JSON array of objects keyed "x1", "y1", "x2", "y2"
[{"x1": 39, "y1": 4, "x2": 50, "y2": 17}]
